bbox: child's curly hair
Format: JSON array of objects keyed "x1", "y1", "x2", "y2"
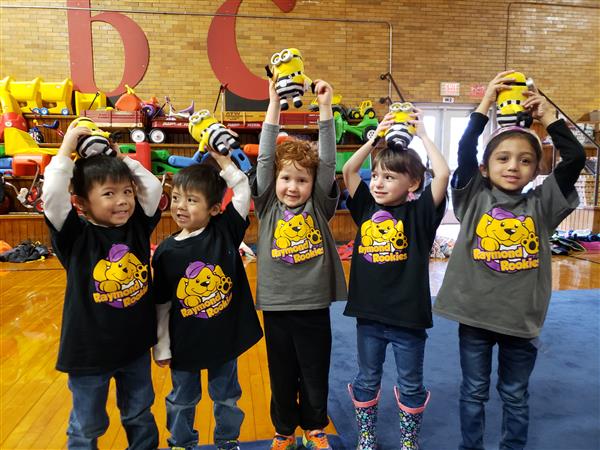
[{"x1": 275, "y1": 139, "x2": 319, "y2": 179}]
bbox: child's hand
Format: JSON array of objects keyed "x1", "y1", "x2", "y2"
[
  {"x1": 314, "y1": 79, "x2": 333, "y2": 107},
  {"x1": 111, "y1": 141, "x2": 125, "y2": 159},
  {"x1": 59, "y1": 125, "x2": 91, "y2": 157},
  {"x1": 410, "y1": 107, "x2": 428, "y2": 139},
  {"x1": 375, "y1": 112, "x2": 395, "y2": 136},
  {"x1": 268, "y1": 80, "x2": 280, "y2": 106},
  {"x1": 484, "y1": 70, "x2": 516, "y2": 102},
  {"x1": 155, "y1": 358, "x2": 171, "y2": 368},
  {"x1": 522, "y1": 90, "x2": 555, "y2": 123},
  {"x1": 207, "y1": 146, "x2": 233, "y2": 170}
]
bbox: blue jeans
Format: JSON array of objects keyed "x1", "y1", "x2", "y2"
[
  {"x1": 352, "y1": 319, "x2": 428, "y2": 408},
  {"x1": 166, "y1": 359, "x2": 244, "y2": 449},
  {"x1": 459, "y1": 324, "x2": 538, "y2": 450},
  {"x1": 66, "y1": 351, "x2": 158, "y2": 450}
]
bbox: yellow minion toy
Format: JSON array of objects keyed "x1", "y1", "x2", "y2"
[
  {"x1": 383, "y1": 102, "x2": 416, "y2": 151},
  {"x1": 496, "y1": 71, "x2": 534, "y2": 128},
  {"x1": 70, "y1": 117, "x2": 116, "y2": 158},
  {"x1": 266, "y1": 48, "x2": 314, "y2": 110},
  {"x1": 188, "y1": 109, "x2": 240, "y2": 156}
]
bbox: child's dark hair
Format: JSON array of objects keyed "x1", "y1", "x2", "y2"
[
  {"x1": 372, "y1": 147, "x2": 426, "y2": 191},
  {"x1": 71, "y1": 156, "x2": 134, "y2": 198},
  {"x1": 482, "y1": 129, "x2": 542, "y2": 169},
  {"x1": 275, "y1": 139, "x2": 319, "y2": 179},
  {"x1": 172, "y1": 163, "x2": 227, "y2": 207}
]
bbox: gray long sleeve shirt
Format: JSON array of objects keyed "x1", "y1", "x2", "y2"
[{"x1": 252, "y1": 119, "x2": 347, "y2": 310}]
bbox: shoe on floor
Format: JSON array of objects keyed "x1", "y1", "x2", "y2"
[
  {"x1": 302, "y1": 429, "x2": 332, "y2": 450},
  {"x1": 217, "y1": 440, "x2": 240, "y2": 450},
  {"x1": 270, "y1": 433, "x2": 297, "y2": 450}
]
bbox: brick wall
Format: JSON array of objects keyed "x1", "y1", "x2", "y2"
[{"x1": 1, "y1": 0, "x2": 598, "y2": 120}]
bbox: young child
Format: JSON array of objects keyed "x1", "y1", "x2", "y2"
[
  {"x1": 433, "y1": 70, "x2": 586, "y2": 450},
  {"x1": 342, "y1": 109, "x2": 449, "y2": 449},
  {"x1": 42, "y1": 124, "x2": 163, "y2": 449},
  {"x1": 151, "y1": 149, "x2": 263, "y2": 450},
  {"x1": 253, "y1": 79, "x2": 347, "y2": 450}
]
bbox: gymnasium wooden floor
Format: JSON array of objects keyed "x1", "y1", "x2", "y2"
[{"x1": 1, "y1": 251, "x2": 599, "y2": 449}]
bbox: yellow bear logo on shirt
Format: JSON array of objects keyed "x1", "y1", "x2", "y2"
[
  {"x1": 361, "y1": 211, "x2": 408, "y2": 250},
  {"x1": 476, "y1": 212, "x2": 539, "y2": 254}
]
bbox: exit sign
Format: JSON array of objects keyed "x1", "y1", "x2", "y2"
[{"x1": 440, "y1": 82, "x2": 460, "y2": 96}]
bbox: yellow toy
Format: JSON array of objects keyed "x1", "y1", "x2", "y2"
[
  {"x1": 266, "y1": 48, "x2": 313, "y2": 110},
  {"x1": 0, "y1": 76, "x2": 14, "y2": 92},
  {"x1": 0, "y1": 90, "x2": 28, "y2": 141},
  {"x1": 70, "y1": 117, "x2": 116, "y2": 158},
  {"x1": 383, "y1": 102, "x2": 416, "y2": 151},
  {"x1": 0, "y1": 89, "x2": 22, "y2": 115},
  {"x1": 496, "y1": 71, "x2": 534, "y2": 128},
  {"x1": 8, "y1": 77, "x2": 43, "y2": 113},
  {"x1": 40, "y1": 78, "x2": 73, "y2": 115},
  {"x1": 74, "y1": 91, "x2": 107, "y2": 116},
  {"x1": 188, "y1": 109, "x2": 240, "y2": 156}
]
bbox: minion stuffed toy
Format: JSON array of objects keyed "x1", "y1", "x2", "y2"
[
  {"x1": 188, "y1": 109, "x2": 240, "y2": 156},
  {"x1": 496, "y1": 71, "x2": 534, "y2": 128},
  {"x1": 383, "y1": 102, "x2": 416, "y2": 151},
  {"x1": 70, "y1": 117, "x2": 116, "y2": 158},
  {"x1": 266, "y1": 48, "x2": 314, "y2": 110}
]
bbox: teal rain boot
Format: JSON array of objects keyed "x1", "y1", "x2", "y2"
[
  {"x1": 394, "y1": 386, "x2": 430, "y2": 450},
  {"x1": 348, "y1": 384, "x2": 379, "y2": 450}
]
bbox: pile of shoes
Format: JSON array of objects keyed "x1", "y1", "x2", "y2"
[
  {"x1": 430, "y1": 235, "x2": 455, "y2": 259},
  {"x1": 550, "y1": 229, "x2": 598, "y2": 255},
  {"x1": 0, "y1": 240, "x2": 50, "y2": 262}
]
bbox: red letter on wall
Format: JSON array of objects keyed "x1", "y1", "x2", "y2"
[
  {"x1": 67, "y1": 0, "x2": 149, "y2": 97},
  {"x1": 207, "y1": 0, "x2": 297, "y2": 100}
]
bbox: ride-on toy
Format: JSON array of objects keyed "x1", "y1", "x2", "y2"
[{"x1": 334, "y1": 111, "x2": 379, "y2": 144}]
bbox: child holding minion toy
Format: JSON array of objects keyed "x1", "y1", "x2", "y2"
[
  {"x1": 253, "y1": 78, "x2": 346, "y2": 450},
  {"x1": 42, "y1": 122, "x2": 163, "y2": 449},
  {"x1": 151, "y1": 146, "x2": 263, "y2": 450},
  {"x1": 342, "y1": 106, "x2": 449, "y2": 450},
  {"x1": 433, "y1": 70, "x2": 586, "y2": 450}
]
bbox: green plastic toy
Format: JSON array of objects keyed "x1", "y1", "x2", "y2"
[
  {"x1": 151, "y1": 149, "x2": 171, "y2": 162},
  {"x1": 334, "y1": 111, "x2": 378, "y2": 144},
  {"x1": 152, "y1": 161, "x2": 180, "y2": 175}
]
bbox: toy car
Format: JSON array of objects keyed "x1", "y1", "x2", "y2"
[{"x1": 347, "y1": 100, "x2": 376, "y2": 120}]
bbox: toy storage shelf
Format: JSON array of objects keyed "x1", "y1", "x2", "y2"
[{"x1": 0, "y1": 210, "x2": 357, "y2": 248}]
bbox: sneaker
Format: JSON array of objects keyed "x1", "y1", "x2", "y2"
[
  {"x1": 270, "y1": 433, "x2": 297, "y2": 450},
  {"x1": 217, "y1": 440, "x2": 240, "y2": 450},
  {"x1": 302, "y1": 429, "x2": 331, "y2": 450}
]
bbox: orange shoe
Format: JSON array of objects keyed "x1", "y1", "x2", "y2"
[
  {"x1": 270, "y1": 433, "x2": 297, "y2": 450},
  {"x1": 302, "y1": 429, "x2": 332, "y2": 450}
]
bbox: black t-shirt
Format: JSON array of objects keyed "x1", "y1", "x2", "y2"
[
  {"x1": 152, "y1": 204, "x2": 263, "y2": 371},
  {"x1": 344, "y1": 182, "x2": 445, "y2": 329},
  {"x1": 47, "y1": 203, "x2": 161, "y2": 375}
]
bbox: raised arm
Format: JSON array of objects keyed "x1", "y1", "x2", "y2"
[
  {"x1": 453, "y1": 70, "x2": 516, "y2": 189},
  {"x1": 342, "y1": 113, "x2": 395, "y2": 197},
  {"x1": 209, "y1": 148, "x2": 251, "y2": 219},
  {"x1": 256, "y1": 80, "x2": 281, "y2": 196},
  {"x1": 42, "y1": 125, "x2": 91, "y2": 230},
  {"x1": 523, "y1": 90, "x2": 586, "y2": 195},
  {"x1": 413, "y1": 108, "x2": 449, "y2": 206},
  {"x1": 121, "y1": 151, "x2": 162, "y2": 216},
  {"x1": 314, "y1": 80, "x2": 336, "y2": 192}
]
